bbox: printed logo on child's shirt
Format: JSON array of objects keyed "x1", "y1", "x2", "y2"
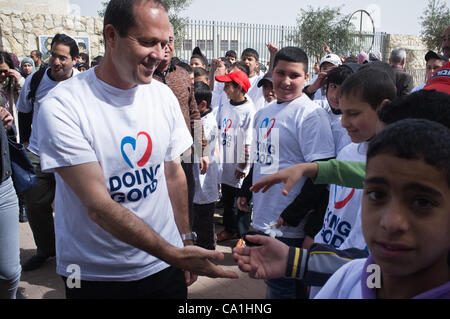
[
  {"x1": 255, "y1": 118, "x2": 277, "y2": 167},
  {"x1": 109, "y1": 131, "x2": 160, "y2": 203},
  {"x1": 221, "y1": 118, "x2": 233, "y2": 148},
  {"x1": 319, "y1": 186, "x2": 356, "y2": 248}
]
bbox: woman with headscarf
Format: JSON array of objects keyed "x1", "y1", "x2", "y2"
[{"x1": 20, "y1": 57, "x2": 35, "y2": 79}]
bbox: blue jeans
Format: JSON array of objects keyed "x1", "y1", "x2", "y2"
[
  {"x1": 0, "y1": 177, "x2": 21, "y2": 299},
  {"x1": 265, "y1": 237, "x2": 307, "y2": 299}
]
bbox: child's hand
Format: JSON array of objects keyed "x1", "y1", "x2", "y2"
[
  {"x1": 250, "y1": 163, "x2": 318, "y2": 196},
  {"x1": 266, "y1": 43, "x2": 279, "y2": 55},
  {"x1": 235, "y1": 169, "x2": 245, "y2": 180},
  {"x1": 0, "y1": 107, "x2": 13, "y2": 130}
]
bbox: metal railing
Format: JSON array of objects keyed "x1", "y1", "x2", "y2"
[{"x1": 174, "y1": 19, "x2": 388, "y2": 72}]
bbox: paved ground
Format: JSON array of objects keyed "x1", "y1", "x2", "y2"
[{"x1": 17, "y1": 214, "x2": 267, "y2": 299}]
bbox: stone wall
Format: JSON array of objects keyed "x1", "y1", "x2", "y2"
[
  {"x1": 385, "y1": 34, "x2": 428, "y2": 86},
  {"x1": 0, "y1": 9, "x2": 105, "y2": 61}
]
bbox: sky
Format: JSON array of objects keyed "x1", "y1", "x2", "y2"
[{"x1": 69, "y1": 0, "x2": 443, "y2": 36}]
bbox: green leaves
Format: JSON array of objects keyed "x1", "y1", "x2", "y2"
[{"x1": 420, "y1": 0, "x2": 450, "y2": 51}]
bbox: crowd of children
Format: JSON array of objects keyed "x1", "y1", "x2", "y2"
[{"x1": 182, "y1": 39, "x2": 450, "y2": 299}]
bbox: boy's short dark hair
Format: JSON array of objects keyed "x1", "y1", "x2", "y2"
[
  {"x1": 273, "y1": 47, "x2": 308, "y2": 74},
  {"x1": 194, "y1": 81, "x2": 212, "y2": 107},
  {"x1": 378, "y1": 90, "x2": 450, "y2": 128},
  {"x1": 191, "y1": 47, "x2": 208, "y2": 67},
  {"x1": 367, "y1": 119, "x2": 450, "y2": 187},
  {"x1": 339, "y1": 67, "x2": 396, "y2": 110},
  {"x1": 51, "y1": 33, "x2": 79, "y2": 60},
  {"x1": 359, "y1": 61, "x2": 396, "y2": 89},
  {"x1": 241, "y1": 48, "x2": 259, "y2": 61},
  {"x1": 327, "y1": 65, "x2": 354, "y2": 87},
  {"x1": 176, "y1": 61, "x2": 193, "y2": 74},
  {"x1": 231, "y1": 61, "x2": 250, "y2": 77},
  {"x1": 225, "y1": 50, "x2": 237, "y2": 59},
  {"x1": 193, "y1": 67, "x2": 209, "y2": 78},
  {"x1": 219, "y1": 57, "x2": 232, "y2": 69}
]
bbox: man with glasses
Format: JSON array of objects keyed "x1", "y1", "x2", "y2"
[{"x1": 16, "y1": 33, "x2": 80, "y2": 271}]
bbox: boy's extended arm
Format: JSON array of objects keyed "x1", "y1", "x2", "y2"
[{"x1": 314, "y1": 160, "x2": 366, "y2": 189}]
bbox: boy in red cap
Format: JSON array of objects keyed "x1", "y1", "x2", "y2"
[
  {"x1": 215, "y1": 70, "x2": 256, "y2": 242},
  {"x1": 424, "y1": 61, "x2": 450, "y2": 94}
]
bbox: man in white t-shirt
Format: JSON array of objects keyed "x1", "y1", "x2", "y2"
[
  {"x1": 35, "y1": 0, "x2": 237, "y2": 299},
  {"x1": 16, "y1": 33, "x2": 80, "y2": 272}
]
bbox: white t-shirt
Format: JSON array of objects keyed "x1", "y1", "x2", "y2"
[
  {"x1": 16, "y1": 67, "x2": 80, "y2": 155},
  {"x1": 316, "y1": 100, "x2": 351, "y2": 154},
  {"x1": 37, "y1": 68, "x2": 193, "y2": 281},
  {"x1": 314, "y1": 258, "x2": 367, "y2": 299},
  {"x1": 218, "y1": 98, "x2": 255, "y2": 188},
  {"x1": 252, "y1": 94, "x2": 336, "y2": 238},
  {"x1": 411, "y1": 83, "x2": 425, "y2": 93},
  {"x1": 314, "y1": 142, "x2": 368, "y2": 250},
  {"x1": 248, "y1": 73, "x2": 265, "y2": 111},
  {"x1": 211, "y1": 81, "x2": 226, "y2": 110},
  {"x1": 193, "y1": 109, "x2": 220, "y2": 204}
]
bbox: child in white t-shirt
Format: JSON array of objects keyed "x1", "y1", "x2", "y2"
[
  {"x1": 252, "y1": 47, "x2": 336, "y2": 299},
  {"x1": 241, "y1": 48, "x2": 265, "y2": 110},
  {"x1": 192, "y1": 82, "x2": 220, "y2": 250},
  {"x1": 215, "y1": 70, "x2": 255, "y2": 242},
  {"x1": 316, "y1": 119, "x2": 450, "y2": 299}
]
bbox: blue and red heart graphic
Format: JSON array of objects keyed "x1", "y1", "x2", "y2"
[
  {"x1": 121, "y1": 132, "x2": 153, "y2": 169},
  {"x1": 260, "y1": 118, "x2": 276, "y2": 139},
  {"x1": 223, "y1": 118, "x2": 232, "y2": 133}
]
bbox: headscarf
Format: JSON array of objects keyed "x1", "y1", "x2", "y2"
[{"x1": 20, "y1": 57, "x2": 36, "y2": 78}]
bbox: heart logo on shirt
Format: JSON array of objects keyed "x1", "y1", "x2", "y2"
[
  {"x1": 223, "y1": 118, "x2": 232, "y2": 133},
  {"x1": 121, "y1": 132, "x2": 153, "y2": 169},
  {"x1": 334, "y1": 188, "x2": 355, "y2": 209},
  {"x1": 260, "y1": 118, "x2": 276, "y2": 138}
]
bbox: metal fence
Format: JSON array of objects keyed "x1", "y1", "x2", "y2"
[{"x1": 174, "y1": 19, "x2": 388, "y2": 73}]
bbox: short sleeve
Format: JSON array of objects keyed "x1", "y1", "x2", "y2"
[
  {"x1": 299, "y1": 107, "x2": 336, "y2": 162},
  {"x1": 164, "y1": 96, "x2": 193, "y2": 162},
  {"x1": 37, "y1": 96, "x2": 98, "y2": 172}
]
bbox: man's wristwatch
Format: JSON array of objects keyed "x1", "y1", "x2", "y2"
[{"x1": 181, "y1": 232, "x2": 197, "y2": 242}]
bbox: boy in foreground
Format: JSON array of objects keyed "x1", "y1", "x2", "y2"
[{"x1": 234, "y1": 119, "x2": 450, "y2": 298}]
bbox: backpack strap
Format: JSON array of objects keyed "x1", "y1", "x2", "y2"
[{"x1": 26, "y1": 67, "x2": 47, "y2": 108}]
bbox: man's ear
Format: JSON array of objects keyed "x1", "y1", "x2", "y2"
[
  {"x1": 104, "y1": 24, "x2": 118, "y2": 49},
  {"x1": 199, "y1": 100, "x2": 208, "y2": 108}
]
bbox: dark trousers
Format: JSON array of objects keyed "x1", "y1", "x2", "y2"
[
  {"x1": 221, "y1": 183, "x2": 251, "y2": 236},
  {"x1": 62, "y1": 266, "x2": 187, "y2": 299},
  {"x1": 24, "y1": 151, "x2": 55, "y2": 256},
  {"x1": 181, "y1": 162, "x2": 195, "y2": 228},
  {"x1": 192, "y1": 202, "x2": 216, "y2": 250}
]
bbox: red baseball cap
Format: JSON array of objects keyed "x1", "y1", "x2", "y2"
[
  {"x1": 215, "y1": 70, "x2": 251, "y2": 93},
  {"x1": 424, "y1": 61, "x2": 450, "y2": 94}
]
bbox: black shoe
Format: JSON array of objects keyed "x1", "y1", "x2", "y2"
[
  {"x1": 19, "y1": 204, "x2": 28, "y2": 223},
  {"x1": 22, "y1": 253, "x2": 54, "y2": 271}
]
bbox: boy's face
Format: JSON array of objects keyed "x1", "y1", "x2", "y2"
[
  {"x1": 224, "y1": 82, "x2": 243, "y2": 101},
  {"x1": 425, "y1": 58, "x2": 444, "y2": 81},
  {"x1": 362, "y1": 153, "x2": 450, "y2": 278},
  {"x1": 241, "y1": 54, "x2": 259, "y2": 77},
  {"x1": 190, "y1": 58, "x2": 206, "y2": 69},
  {"x1": 262, "y1": 82, "x2": 276, "y2": 103},
  {"x1": 340, "y1": 94, "x2": 379, "y2": 143},
  {"x1": 215, "y1": 60, "x2": 227, "y2": 76},
  {"x1": 272, "y1": 60, "x2": 308, "y2": 103},
  {"x1": 326, "y1": 83, "x2": 341, "y2": 110}
]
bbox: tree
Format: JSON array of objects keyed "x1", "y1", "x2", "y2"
[
  {"x1": 288, "y1": 6, "x2": 357, "y2": 62},
  {"x1": 420, "y1": 0, "x2": 450, "y2": 52},
  {"x1": 98, "y1": 0, "x2": 191, "y2": 46}
]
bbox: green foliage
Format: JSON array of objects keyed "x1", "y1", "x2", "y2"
[
  {"x1": 97, "y1": 0, "x2": 191, "y2": 46},
  {"x1": 420, "y1": 0, "x2": 450, "y2": 51},
  {"x1": 289, "y1": 6, "x2": 358, "y2": 61}
]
